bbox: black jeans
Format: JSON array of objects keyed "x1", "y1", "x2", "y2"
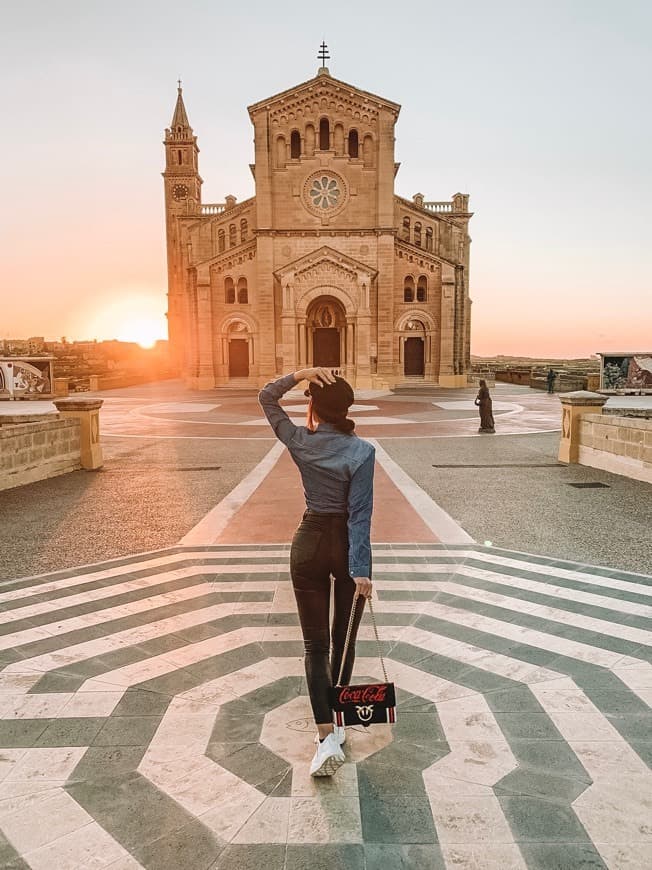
[{"x1": 290, "y1": 511, "x2": 365, "y2": 724}]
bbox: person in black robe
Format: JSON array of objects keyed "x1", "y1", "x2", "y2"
[{"x1": 475, "y1": 380, "x2": 495, "y2": 433}]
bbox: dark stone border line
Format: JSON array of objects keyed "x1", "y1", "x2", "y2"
[{"x1": 377, "y1": 575, "x2": 652, "y2": 633}]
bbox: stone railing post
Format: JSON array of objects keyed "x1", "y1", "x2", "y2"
[
  {"x1": 53, "y1": 398, "x2": 104, "y2": 470},
  {"x1": 53, "y1": 378, "x2": 69, "y2": 397},
  {"x1": 558, "y1": 391, "x2": 608, "y2": 464}
]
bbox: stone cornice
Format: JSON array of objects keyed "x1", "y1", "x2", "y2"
[
  {"x1": 194, "y1": 240, "x2": 258, "y2": 271},
  {"x1": 394, "y1": 238, "x2": 458, "y2": 271},
  {"x1": 255, "y1": 228, "x2": 395, "y2": 237},
  {"x1": 248, "y1": 73, "x2": 400, "y2": 120}
]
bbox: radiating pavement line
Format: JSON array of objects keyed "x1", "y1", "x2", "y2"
[{"x1": 179, "y1": 441, "x2": 286, "y2": 546}]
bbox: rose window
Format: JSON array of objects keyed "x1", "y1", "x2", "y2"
[
  {"x1": 302, "y1": 170, "x2": 348, "y2": 217},
  {"x1": 309, "y1": 176, "x2": 341, "y2": 210}
]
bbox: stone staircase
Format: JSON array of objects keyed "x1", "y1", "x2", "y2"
[{"x1": 391, "y1": 378, "x2": 443, "y2": 395}]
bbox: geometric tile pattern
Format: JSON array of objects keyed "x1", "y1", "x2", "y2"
[{"x1": 0, "y1": 544, "x2": 650, "y2": 869}]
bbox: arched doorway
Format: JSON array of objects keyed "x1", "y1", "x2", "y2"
[
  {"x1": 403, "y1": 319, "x2": 425, "y2": 376},
  {"x1": 227, "y1": 321, "x2": 250, "y2": 377},
  {"x1": 307, "y1": 296, "x2": 346, "y2": 368}
]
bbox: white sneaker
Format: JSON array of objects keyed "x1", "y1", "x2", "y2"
[
  {"x1": 314, "y1": 726, "x2": 346, "y2": 746},
  {"x1": 309, "y1": 732, "x2": 345, "y2": 777}
]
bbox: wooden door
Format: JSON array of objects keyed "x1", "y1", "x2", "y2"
[
  {"x1": 313, "y1": 328, "x2": 340, "y2": 367},
  {"x1": 228, "y1": 339, "x2": 249, "y2": 377},
  {"x1": 404, "y1": 337, "x2": 425, "y2": 376}
]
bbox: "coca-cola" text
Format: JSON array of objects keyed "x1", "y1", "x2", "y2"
[{"x1": 338, "y1": 685, "x2": 387, "y2": 705}]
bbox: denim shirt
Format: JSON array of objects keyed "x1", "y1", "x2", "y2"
[{"x1": 258, "y1": 374, "x2": 375, "y2": 578}]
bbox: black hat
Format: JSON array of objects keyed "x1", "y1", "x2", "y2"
[{"x1": 304, "y1": 376, "x2": 354, "y2": 415}]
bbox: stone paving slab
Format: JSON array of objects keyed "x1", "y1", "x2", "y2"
[{"x1": 0, "y1": 544, "x2": 649, "y2": 868}]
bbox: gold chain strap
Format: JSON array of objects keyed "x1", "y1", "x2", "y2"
[{"x1": 336, "y1": 593, "x2": 389, "y2": 686}]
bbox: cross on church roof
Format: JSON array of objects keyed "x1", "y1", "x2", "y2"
[
  {"x1": 318, "y1": 41, "x2": 330, "y2": 66},
  {"x1": 177, "y1": 78, "x2": 182, "y2": 91}
]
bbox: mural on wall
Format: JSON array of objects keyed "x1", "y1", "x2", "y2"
[
  {"x1": 600, "y1": 354, "x2": 652, "y2": 390},
  {"x1": 0, "y1": 359, "x2": 54, "y2": 398}
]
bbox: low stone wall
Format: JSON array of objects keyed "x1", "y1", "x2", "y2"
[
  {"x1": 0, "y1": 417, "x2": 81, "y2": 491},
  {"x1": 578, "y1": 413, "x2": 652, "y2": 484},
  {"x1": 495, "y1": 370, "x2": 531, "y2": 386}
]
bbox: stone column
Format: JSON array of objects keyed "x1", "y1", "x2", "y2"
[
  {"x1": 53, "y1": 398, "x2": 104, "y2": 470},
  {"x1": 558, "y1": 391, "x2": 608, "y2": 464},
  {"x1": 195, "y1": 268, "x2": 214, "y2": 389},
  {"x1": 438, "y1": 263, "x2": 462, "y2": 386},
  {"x1": 355, "y1": 315, "x2": 372, "y2": 387},
  {"x1": 281, "y1": 314, "x2": 297, "y2": 372},
  {"x1": 298, "y1": 321, "x2": 306, "y2": 367}
]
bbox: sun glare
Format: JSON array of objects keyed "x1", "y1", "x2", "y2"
[
  {"x1": 116, "y1": 318, "x2": 164, "y2": 349},
  {"x1": 87, "y1": 293, "x2": 168, "y2": 348}
]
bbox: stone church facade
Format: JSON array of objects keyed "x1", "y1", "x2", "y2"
[{"x1": 163, "y1": 63, "x2": 472, "y2": 389}]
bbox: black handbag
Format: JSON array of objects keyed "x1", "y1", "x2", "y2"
[{"x1": 329, "y1": 592, "x2": 396, "y2": 727}]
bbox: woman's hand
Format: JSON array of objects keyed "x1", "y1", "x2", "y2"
[
  {"x1": 353, "y1": 577, "x2": 373, "y2": 599},
  {"x1": 294, "y1": 367, "x2": 337, "y2": 388}
]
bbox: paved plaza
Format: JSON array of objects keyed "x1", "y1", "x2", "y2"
[{"x1": 0, "y1": 383, "x2": 650, "y2": 868}]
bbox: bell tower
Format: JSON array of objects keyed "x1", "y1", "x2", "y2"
[
  {"x1": 163, "y1": 82, "x2": 202, "y2": 207},
  {"x1": 163, "y1": 83, "x2": 202, "y2": 374}
]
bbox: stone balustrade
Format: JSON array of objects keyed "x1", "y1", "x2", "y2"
[
  {"x1": 423, "y1": 202, "x2": 453, "y2": 213},
  {"x1": 200, "y1": 203, "x2": 226, "y2": 215}
]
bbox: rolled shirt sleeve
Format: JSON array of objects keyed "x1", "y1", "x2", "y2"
[
  {"x1": 347, "y1": 448, "x2": 375, "y2": 577},
  {"x1": 258, "y1": 374, "x2": 299, "y2": 445}
]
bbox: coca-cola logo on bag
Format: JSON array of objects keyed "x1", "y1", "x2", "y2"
[{"x1": 338, "y1": 685, "x2": 387, "y2": 705}]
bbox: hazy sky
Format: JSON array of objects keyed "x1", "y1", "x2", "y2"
[{"x1": 1, "y1": 0, "x2": 650, "y2": 356}]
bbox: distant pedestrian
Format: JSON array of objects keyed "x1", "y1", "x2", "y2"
[
  {"x1": 475, "y1": 379, "x2": 495, "y2": 433},
  {"x1": 547, "y1": 368, "x2": 556, "y2": 394}
]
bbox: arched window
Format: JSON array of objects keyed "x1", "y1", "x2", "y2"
[
  {"x1": 237, "y1": 277, "x2": 248, "y2": 304},
  {"x1": 425, "y1": 227, "x2": 433, "y2": 252},
  {"x1": 229, "y1": 224, "x2": 236, "y2": 247},
  {"x1": 402, "y1": 216, "x2": 410, "y2": 242},
  {"x1": 225, "y1": 277, "x2": 235, "y2": 304},
  {"x1": 348, "y1": 129, "x2": 359, "y2": 158},
  {"x1": 404, "y1": 276, "x2": 415, "y2": 303},
  {"x1": 417, "y1": 275, "x2": 427, "y2": 302},
  {"x1": 290, "y1": 130, "x2": 301, "y2": 159},
  {"x1": 218, "y1": 229, "x2": 225, "y2": 252},
  {"x1": 319, "y1": 118, "x2": 330, "y2": 151},
  {"x1": 414, "y1": 222, "x2": 422, "y2": 247},
  {"x1": 276, "y1": 135, "x2": 286, "y2": 168},
  {"x1": 240, "y1": 219, "x2": 248, "y2": 243},
  {"x1": 177, "y1": 150, "x2": 182, "y2": 165}
]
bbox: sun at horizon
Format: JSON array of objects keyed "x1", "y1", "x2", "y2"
[
  {"x1": 86, "y1": 292, "x2": 168, "y2": 348},
  {"x1": 115, "y1": 317, "x2": 166, "y2": 349}
]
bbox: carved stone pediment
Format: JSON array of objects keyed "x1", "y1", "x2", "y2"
[
  {"x1": 274, "y1": 246, "x2": 376, "y2": 287},
  {"x1": 275, "y1": 246, "x2": 376, "y2": 316}
]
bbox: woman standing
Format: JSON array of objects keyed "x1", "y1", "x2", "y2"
[
  {"x1": 259, "y1": 367, "x2": 375, "y2": 777},
  {"x1": 475, "y1": 379, "x2": 496, "y2": 433}
]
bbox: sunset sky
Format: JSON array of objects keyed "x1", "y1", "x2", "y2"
[{"x1": 1, "y1": 0, "x2": 650, "y2": 357}]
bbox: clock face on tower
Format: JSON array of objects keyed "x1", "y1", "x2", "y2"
[{"x1": 172, "y1": 184, "x2": 188, "y2": 201}]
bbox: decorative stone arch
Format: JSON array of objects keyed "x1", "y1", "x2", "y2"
[
  {"x1": 395, "y1": 310, "x2": 437, "y2": 333},
  {"x1": 218, "y1": 312, "x2": 259, "y2": 379},
  {"x1": 394, "y1": 310, "x2": 440, "y2": 380},
  {"x1": 295, "y1": 284, "x2": 358, "y2": 319}
]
